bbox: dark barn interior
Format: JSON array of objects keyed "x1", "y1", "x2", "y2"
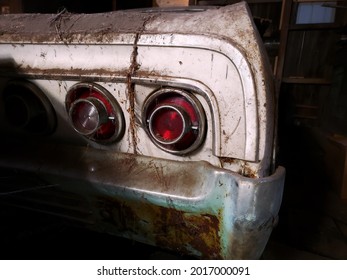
[{"x1": 0, "y1": 0, "x2": 347, "y2": 260}]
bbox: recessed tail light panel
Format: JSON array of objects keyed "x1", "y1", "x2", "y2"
[{"x1": 2, "y1": 80, "x2": 56, "y2": 135}]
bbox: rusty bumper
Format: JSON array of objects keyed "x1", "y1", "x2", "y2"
[{"x1": 0, "y1": 142, "x2": 284, "y2": 259}]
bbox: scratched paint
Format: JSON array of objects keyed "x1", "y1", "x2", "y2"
[{"x1": 0, "y1": 2, "x2": 285, "y2": 259}]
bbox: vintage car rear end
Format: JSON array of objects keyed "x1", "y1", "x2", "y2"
[{"x1": 0, "y1": 2, "x2": 285, "y2": 259}]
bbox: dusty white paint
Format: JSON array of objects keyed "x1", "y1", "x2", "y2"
[{"x1": 0, "y1": 2, "x2": 275, "y2": 177}]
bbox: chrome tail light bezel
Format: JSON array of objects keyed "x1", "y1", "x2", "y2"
[
  {"x1": 65, "y1": 82, "x2": 125, "y2": 144},
  {"x1": 143, "y1": 88, "x2": 206, "y2": 155}
]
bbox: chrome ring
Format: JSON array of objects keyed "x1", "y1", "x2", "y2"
[
  {"x1": 148, "y1": 105, "x2": 191, "y2": 145},
  {"x1": 69, "y1": 97, "x2": 108, "y2": 136}
]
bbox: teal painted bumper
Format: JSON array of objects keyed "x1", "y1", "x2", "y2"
[{"x1": 0, "y1": 142, "x2": 284, "y2": 259}]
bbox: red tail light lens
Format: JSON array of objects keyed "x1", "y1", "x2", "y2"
[
  {"x1": 143, "y1": 88, "x2": 206, "y2": 154},
  {"x1": 66, "y1": 83, "x2": 124, "y2": 143},
  {"x1": 149, "y1": 105, "x2": 188, "y2": 144}
]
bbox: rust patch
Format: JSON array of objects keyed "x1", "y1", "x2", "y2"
[
  {"x1": 97, "y1": 197, "x2": 222, "y2": 259},
  {"x1": 219, "y1": 158, "x2": 258, "y2": 178},
  {"x1": 242, "y1": 163, "x2": 257, "y2": 179},
  {"x1": 219, "y1": 157, "x2": 236, "y2": 165},
  {"x1": 155, "y1": 207, "x2": 222, "y2": 259}
]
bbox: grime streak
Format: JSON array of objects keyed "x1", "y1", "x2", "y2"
[{"x1": 126, "y1": 16, "x2": 155, "y2": 154}]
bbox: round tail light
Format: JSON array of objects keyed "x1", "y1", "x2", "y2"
[
  {"x1": 66, "y1": 83, "x2": 124, "y2": 143},
  {"x1": 2, "y1": 80, "x2": 56, "y2": 135},
  {"x1": 143, "y1": 88, "x2": 206, "y2": 155}
]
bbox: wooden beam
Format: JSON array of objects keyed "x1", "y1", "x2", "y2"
[
  {"x1": 275, "y1": 0, "x2": 293, "y2": 95},
  {"x1": 282, "y1": 77, "x2": 332, "y2": 85},
  {"x1": 197, "y1": 0, "x2": 282, "y2": 5},
  {"x1": 293, "y1": 0, "x2": 340, "y2": 3},
  {"x1": 153, "y1": 0, "x2": 195, "y2": 6}
]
